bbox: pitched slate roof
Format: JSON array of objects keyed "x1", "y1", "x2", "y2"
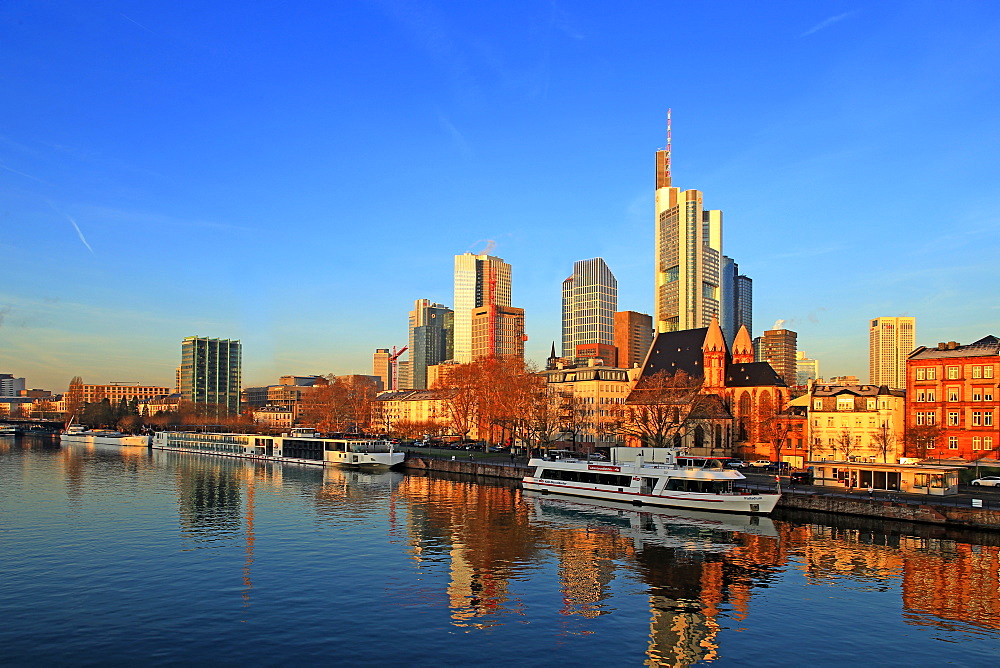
[
  {"x1": 639, "y1": 327, "x2": 787, "y2": 388},
  {"x1": 639, "y1": 328, "x2": 713, "y2": 378},
  {"x1": 725, "y1": 362, "x2": 787, "y2": 388}
]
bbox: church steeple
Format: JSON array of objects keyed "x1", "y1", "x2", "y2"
[
  {"x1": 732, "y1": 325, "x2": 754, "y2": 364},
  {"x1": 702, "y1": 315, "x2": 726, "y2": 391},
  {"x1": 546, "y1": 341, "x2": 558, "y2": 370}
]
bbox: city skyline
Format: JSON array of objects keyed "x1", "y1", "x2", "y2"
[{"x1": 2, "y1": 3, "x2": 999, "y2": 390}]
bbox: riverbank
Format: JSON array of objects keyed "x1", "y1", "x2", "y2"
[{"x1": 400, "y1": 455, "x2": 1000, "y2": 531}]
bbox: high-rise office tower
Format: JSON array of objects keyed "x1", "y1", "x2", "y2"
[
  {"x1": 755, "y1": 326, "x2": 797, "y2": 386},
  {"x1": 0, "y1": 373, "x2": 26, "y2": 397},
  {"x1": 654, "y1": 112, "x2": 723, "y2": 333},
  {"x1": 870, "y1": 317, "x2": 915, "y2": 389},
  {"x1": 453, "y1": 252, "x2": 512, "y2": 363},
  {"x1": 614, "y1": 311, "x2": 653, "y2": 369},
  {"x1": 373, "y1": 348, "x2": 391, "y2": 391},
  {"x1": 562, "y1": 258, "x2": 617, "y2": 359},
  {"x1": 408, "y1": 299, "x2": 454, "y2": 389},
  {"x1": 471, "y1": 305, "x2": 524, "y2": 360},
  {"x1": 796, "y1": 351, "x2": 820, "y2": 386},
  {"x1": 180, "y1": 336, "x2": 242, "y2": 415},
  {"x1": 720, "y1": 256, "x2": 753, "y2": 346}
]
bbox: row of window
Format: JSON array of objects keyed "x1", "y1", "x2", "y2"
[
  {"x1": 915, "y1": 365, "x2": 995, "y2": 380},
  {"x1": 815, "y1": 398, "x2": 889, "y2": 411},
  {"x1": 932, "y1": 436, "x2": 995, "y2": 450},
  {"x1": 914, "y1": 410, "x2": 995, "y2": 426},
  {"x1": 814, "y1": 416, "x2": 888, "y2": 428},
  {"x1": 913, "y1": 387, "x2": 995, "y2": 402}
]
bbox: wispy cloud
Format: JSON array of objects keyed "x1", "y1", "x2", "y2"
[
  {"x1": 75, "y1": 204, "x2": 250, "y2": 232},
  {"x1": 800, "y1": 11, "x2": 858, "y2": 38},
  {"x1": 0, "y1": 161, "x2": 49, "y2": 184},
  {"x1": 66, "y1": 214, "x2": 95, "y2": 254},
  {"x1": 119, "y1": 12, "x2": 155, "y2": 34},
  {"x1": 438, "y1": 112, "x2": 472, "y2": 155}
]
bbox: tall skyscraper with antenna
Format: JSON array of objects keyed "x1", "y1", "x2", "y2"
[{"x1": 654, "y1": 111, "x2": 724, "y2": 333}]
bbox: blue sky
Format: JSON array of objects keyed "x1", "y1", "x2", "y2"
[{"x1": 2, "y1": 1, "x2": 999, "y2": 391}]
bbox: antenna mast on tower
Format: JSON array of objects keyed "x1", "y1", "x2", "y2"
[
  {"x1": 665, "y1": 108, "x2": 672, "y2": 185},
  {"x1": 656, "y1": 109, "x2": 673, "y2": 189}
]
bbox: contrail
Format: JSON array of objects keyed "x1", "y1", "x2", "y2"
[
  {"x1": 800, "y1": 11, "x2": 857, "y2": 37},
  {"x1": 67, "y1": 215, "x2": 95, "y2": 254}
]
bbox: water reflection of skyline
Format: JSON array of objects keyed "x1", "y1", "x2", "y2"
[{"x1": 11, "y1": 438, "x2": 998, "y2": 662}]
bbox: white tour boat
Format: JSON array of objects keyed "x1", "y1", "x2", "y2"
[
  {"x1": 523, "y1": 447, "x2": 780, "y2": 515},
  {"x1": 60, "y1": 424, "x2": 152, "y2": 447},
  {"x1": 152, "y1": 428, "x2": 405, "y2": 469}
]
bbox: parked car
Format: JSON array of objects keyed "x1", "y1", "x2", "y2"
[
  {"x1": 970, "y1": 476, "x2": 1000, "y2": 487},
  {"x1": 790, "y1": 471, "x2": 812, "y2": 484},
  {"x1": 764, "y1": 462, "x2": 790, "y2": 472},
  {"x1": 749, "y1": 460, "x2": 772, "y2": 468},
  {"x1": 726, "y1": 460, "x2": 745, "y2": 469}
]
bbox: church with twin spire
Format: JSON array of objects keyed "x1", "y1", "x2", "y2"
[{"x1": 632, "y1": 316, "x2": 790, "y2": 457}]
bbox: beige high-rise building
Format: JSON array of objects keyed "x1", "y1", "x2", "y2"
[
  {"x1": 373, "y1": 349, "x2": 391, "y2": 390},
  {"x1": 870, "y1": 317, "x2": 916, "y2": 389},
  {"x1": 654, "y1": 114, "x2": 723, "y2": 333},
  {"x1": 453, "y1": 253, "x2": 512, "y2": 363},
  {"x1": 614, "y1": 311, "x2": 653, "y2": 369}
]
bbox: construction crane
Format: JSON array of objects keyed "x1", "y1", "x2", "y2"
[{"x1": 389, "y1": 345, "x2": 408, "y2": 390}]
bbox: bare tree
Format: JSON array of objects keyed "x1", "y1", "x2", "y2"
[
  {"x1": 64, "y1": 376, "x2": 84, "y2": 425},
  {"x1": 871, "y1": 420, "x2": 897, "y2": 463},
  {"x1": 616, "y1": 370, "x2": 703, "y2": 449},
  {"x1": 904, "y1": 424, "x2": 943, "y2": 460},
  {"x1": 524, "y1": 383, "x2": 563, "y2": 453},
  {"x1": 834, "y1": 428, "x2": 859, "y2": 461},
  {"x1": 761, "y1": 412, "x2": 793, "y2": 465}
]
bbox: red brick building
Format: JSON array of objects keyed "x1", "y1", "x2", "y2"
[{"x1": 906, "y1": 336, "x2": 999, "y2": 461}]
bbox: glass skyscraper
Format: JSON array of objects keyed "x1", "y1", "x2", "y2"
[
  {"x1": 654, "y1": 116, "x2": 723, "y2": 333},
  {"x1": 561, "y1": 258, "x2": 617, "y2": 359},
  {"x1": 408, "y1": 299, "x2": 453, "y2": 389},
  {"x1": 180, "y1": 336, "x2": 242, "y2": 415}
]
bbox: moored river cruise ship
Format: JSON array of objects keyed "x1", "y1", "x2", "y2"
[
  {"x1": 153, "y1": 428, "x2": 405, "y2": 469},
  {"x1": 523, "y1": 447, "x2": 780, "y2": 515},
  {"x1": 60, "y1": 424, "x2": 152, "y2": 447}
]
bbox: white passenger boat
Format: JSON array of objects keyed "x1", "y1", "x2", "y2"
[
  {"x1": 152, "y1": 428, "x2": 405, "y2": 469},
  {"x1": 523, "y1": 447, "x2": 780, "y2": 515},
  {"x1": 60, "y1": 424, "x2": 151, "y2": 447}
]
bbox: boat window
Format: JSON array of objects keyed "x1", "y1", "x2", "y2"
[
  {"x1": 538, "y1": 468, "x2": 633, "y2": 487},
  {"x1": 665, "y1": 479, "x2": 731, "y2": 494}
]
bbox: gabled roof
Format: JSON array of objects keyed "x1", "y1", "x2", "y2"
[
  {"x1": 725, "y1": 362, "x2": 787, "y2": 387},
  {"x1": 639, "y1": 328, "x2": 715, "y2": 379}
]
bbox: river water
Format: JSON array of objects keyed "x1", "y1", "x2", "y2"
[{"x1": 2, "y1": 435, "x2": 999, "y2": 666}]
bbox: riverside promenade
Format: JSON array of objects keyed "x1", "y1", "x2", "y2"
[{"x1": 400, "y1": 449, "x2": 1000, "y2": 532}]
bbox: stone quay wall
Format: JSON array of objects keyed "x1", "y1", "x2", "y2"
[
  {"x1": 402, "y1": 455, "x2": 1000, "y2": 531},
  {"x1": 402, "y1": 456, "x2": 527, "y2": 480},
  {"x1": 778, "y1": 493, "x2": 1000, "y2": 531}
]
